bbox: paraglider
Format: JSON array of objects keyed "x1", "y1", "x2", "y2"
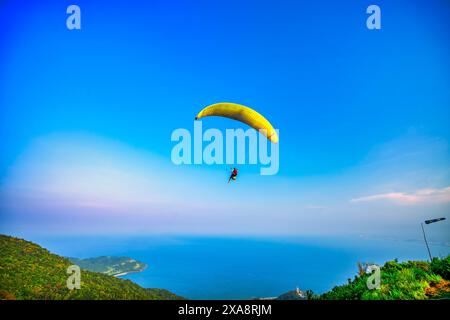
[
  {"x1": 195, "y1": 102, "x2": 279, "y2": 144},
  {"x1": 228, "y1": 167, "x2": 238, "y2": 183},
  {"x1": 193, "y1": 102, "x2": 279, "y2": 181}
]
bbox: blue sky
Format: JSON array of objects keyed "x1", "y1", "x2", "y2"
[{"x1": 0, "y1": 0, "x2": 449, "y2": 240}]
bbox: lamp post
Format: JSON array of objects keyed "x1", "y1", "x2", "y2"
[{"x1": 421, "y1": 217, "x2": 446, "y2": 261}]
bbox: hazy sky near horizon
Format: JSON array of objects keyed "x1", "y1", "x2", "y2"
[{"x1": 0, "y1": 0, "x2": 449, "y2": 240}]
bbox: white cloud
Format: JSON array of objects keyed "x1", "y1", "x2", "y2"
[{"x1": 350, "y1": 187, "x2": 450, "y2": 205}]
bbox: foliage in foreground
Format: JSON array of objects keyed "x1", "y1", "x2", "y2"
[
  {"x1": 0, "y1": 234, "x2": 184, "y2": 300},
  {"x1": 313, "y1": 255, "x2": 450, "y2": 300}
]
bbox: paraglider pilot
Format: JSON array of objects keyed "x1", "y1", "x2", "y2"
[{"x1": 228, "y1": 167, "x2": 238, "y2": 183}]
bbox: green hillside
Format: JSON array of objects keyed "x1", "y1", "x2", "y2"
[
  {"x1": 0, "y1": 234, "x2": 184, "y2": 300},
  {"x1": 68, "y1": 256, "x2": 147, "y2": 276},
  {"x1": 315, "y1": 256, "x2": 450, "y2": 300}
]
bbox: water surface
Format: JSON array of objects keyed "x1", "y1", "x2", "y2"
[{"x1": 26, "y1": 235, "x2": 449, "y2": 299}]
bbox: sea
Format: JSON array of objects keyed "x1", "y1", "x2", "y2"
[{"x1": 23, "y1": 234, "x2": 449, "y2": 300}]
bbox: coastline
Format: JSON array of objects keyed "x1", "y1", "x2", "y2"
[{"x1": 114, "y1": 264, "x2": 148, "y2": 277}]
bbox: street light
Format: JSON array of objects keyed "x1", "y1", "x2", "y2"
[{"x1": 421, "y1": 217, "x2": 446, "y2": 261}]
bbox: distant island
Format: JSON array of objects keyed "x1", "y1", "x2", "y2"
[
  {"x1": 68, "y1": 256, "x2": 147, "y2": 277},
  {"x1": 0, "y1": 234, "x2": 184, "y2": 300}
]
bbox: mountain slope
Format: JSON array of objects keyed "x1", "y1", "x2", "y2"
[
  {"x1": 68, "y1": 256, "x2": 147, "y2": 276},
  {"x1": 0, "y1": 234, "x2": 184, "y2": 300},
  {"x1": 316, "y1": 256, "x2": 450, "y2": 300}
]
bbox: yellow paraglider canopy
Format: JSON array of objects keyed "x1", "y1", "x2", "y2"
[{"x1": 195, "y1": 102, "x2": 278, "y2": 144}]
